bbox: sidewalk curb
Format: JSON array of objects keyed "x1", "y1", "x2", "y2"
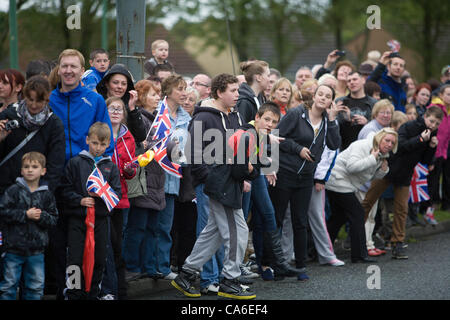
[
  {"x1": 126, "y1": 220, "x2": 450, "y2": 299},
  {"x1": 127, "y1": 277, "x2": 174, "y2": 299},
  {"x1": 406, "y1": 219, "x2": 450, "y2": 240}
]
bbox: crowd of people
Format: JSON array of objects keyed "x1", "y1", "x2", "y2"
[{"x1": 0, "y1": 38, "x2": 449, "y2": 300}]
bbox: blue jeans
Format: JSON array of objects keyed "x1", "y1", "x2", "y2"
[
  {"x1": 0, "y1": 253, "x2": 44, "y2": 300},
  {"x1": 151, "y1": 194, "x2": 176, "y2": 276},
  {"x1": 122, "y1": 206, "x2": 158, "y2": 274},
  {"x1": 249, "y1": 175, "x2": 277, "y2": 266},
  {"x1": 195, "y1": 184, "x2": 224, "y2": 289}
]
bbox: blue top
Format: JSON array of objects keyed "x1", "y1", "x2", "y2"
[
  {"x1": 163, "y1": 105, "x2": 191, "y2": 195},
  {"x1": 49, "y1": 82, "x2": 114, "y2": 163},
  {"x1": 81, "y1": 67, "x2": 106, "y2": 92}
]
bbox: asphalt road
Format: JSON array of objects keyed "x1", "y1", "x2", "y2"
[{"x1": 139, "y1": 230, "x2": 450, "y2": 300}]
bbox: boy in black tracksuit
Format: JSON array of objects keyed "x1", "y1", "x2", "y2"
[{"x1": 60, "y1": 122, "x2": 121, "y2": 300}]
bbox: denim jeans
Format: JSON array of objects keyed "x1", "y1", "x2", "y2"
[
  {"x1": 122, "y1": 206, "x2": 158, "y2": 275},
  {"x1": 249, "y1": 175, "x2": 277, "y2": 267},
  {"x1": 151, "y1": 194, "x2": 176, "y2": 276},
  {"x1": 0, "y1": 253, "x2": 44, "y2": 300},
  {"x1": 195, "y1": 184, "x2": 224, "y2": 289}
]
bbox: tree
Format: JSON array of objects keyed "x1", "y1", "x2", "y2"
[{"x1": 380, "y1": 0, "x2": 450, "y2": 80}]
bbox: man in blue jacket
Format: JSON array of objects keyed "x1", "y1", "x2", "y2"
[
  {"x1": 48, "y1": 49, "x2": 114, "y2": 299},
  {"x1": 50, "y1": 49, "x2": 114, "y2": 162},
  {"x1": 368, "y1": 51, "x2": 407, "y2": 112}
]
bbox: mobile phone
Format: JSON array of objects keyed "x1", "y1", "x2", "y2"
[
  {"x1": 336, "y1": 50, "x2": 346, "y2": 57},
  {"x1": 309, "y1": 154, "x2": 316, "y2": 162}
]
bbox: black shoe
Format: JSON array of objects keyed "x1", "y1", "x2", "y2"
[
  {"x1": 351, "y1": 257, "x2": 377, "y2": 263},
  {"x1": 218, "y1": 278, "x2": 256, "y2": 300},
  {"x1": 125, "y1": 271, "x2": 142, "y2": 282},
  {"x1": 392, "y1": 242, "x2": 408, "y2": 259},
  {"x1": 171, "y1": 269, "x2": 201, "y2": 298}
]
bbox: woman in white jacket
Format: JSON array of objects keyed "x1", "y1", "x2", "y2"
[{"x1": 325, "y1": 128, "x2": 398, "y2": 263}]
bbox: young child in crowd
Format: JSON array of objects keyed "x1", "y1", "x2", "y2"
[
  {"x1": 0, "y1": 152, "x2": 58, "y2": 300},
  {"x1": 144, "y1": 40, "x2": 174, "y2": 76},
  {"x1": 405, "y1": 104, "x2": 418, "y2": 121},
  {"x1": 60, "y1": 122, "x2": 121, "y2": 300},
  {"x1": 82, "y1": 49, "x2": 110, "y2": 91}
]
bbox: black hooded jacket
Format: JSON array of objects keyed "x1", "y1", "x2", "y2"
[
  {"x1": 385, "y1": 117, "x2": 437, "y2": 186},
  {"x1": 236, "y1": 82, "x2": 260, "y2": 123},
  {"x1": 96, "y1": 64, "x2": 146, "y2": 142},
  {"x1": 187, "y1": 103, "x2": 243, "y2": 187},
  {"x1": 0, "y1": 178, "x2": 58, "y2": 256},
  {"x1": 60, "y1": 151, "x2": 122, "y2": 218}
]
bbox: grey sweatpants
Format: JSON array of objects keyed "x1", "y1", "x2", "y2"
[
  {"x1": 307, "y1": 188, "x2": 338, "y2": 264},
  {"x1": 183, "y1": 198, "x2": 248, "y2": 280}
]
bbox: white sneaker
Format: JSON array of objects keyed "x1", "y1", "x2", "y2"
[
  {"x1": 328, "y1": 259, "x2": 345, "y2": 267},
  {"x1": 163, "y1": 272, "x2": 178, "y2": 280},
  {"x1": 99, "y1": 294, "x2": 115, "y2": 300},
  {"x1": 200, "y1": 283, "x2": 219, "y2": 295},
  {"x1": 239, "y1": 265, "x2": 259, "y2": 279}
]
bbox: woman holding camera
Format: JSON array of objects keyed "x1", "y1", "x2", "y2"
[{"x1": 0, "y1": 75, "x2": 65, "y2": 195}]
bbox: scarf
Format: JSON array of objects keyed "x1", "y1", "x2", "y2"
[{"x1": 17, "y1": 100, "x2": 52, "y2": 131}]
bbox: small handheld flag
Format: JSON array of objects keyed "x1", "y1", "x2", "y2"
[
  {"x1": 409, "y1": 163, "x2": 430, "y2": 203},
  {"x1": 86, "y1": 167, "x2": 120, "y2": 212}
]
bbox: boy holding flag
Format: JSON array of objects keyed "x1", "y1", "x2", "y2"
[{"x1": 60, "y1": 122, "x2": 121, "y2": 300}]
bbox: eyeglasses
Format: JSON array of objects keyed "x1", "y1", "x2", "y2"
[
  {"x1": 379, "y1": 111, "x2": 392, "y2": 116},
  {"x1": 108, "y1": 107, "x2": 123, "y2": 114},
  {"x1": 190, "y1": 81, "x2": 209, "y2": 88}
]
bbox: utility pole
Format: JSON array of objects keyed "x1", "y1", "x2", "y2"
[
  {"x1": 9, "y1": 0, "x2": 19, "y2": 69},
  {"x1": 116, "y1": 0, "x2": 146, "y2": 82},
  {"x1": 102, "y1": 0, "x2": 108, "y2": 51}
]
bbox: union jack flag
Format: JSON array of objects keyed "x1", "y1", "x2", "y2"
[
  {"x1": 149, "y1": 97, "x2": 183, "y2": 178},
  {"x1": 153, "y1": 136, "x2": 182, "y2": 178},
  {"x1": 86, "y1": 167, "x2": 120, "y2": 212},
  {"x1": 151, "y1": 97, "x2": 172, "y2": 141},
  {"x1": 409, "y1": 163, "x2": 430, "y2": 203}
]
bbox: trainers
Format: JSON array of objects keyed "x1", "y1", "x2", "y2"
[
  {"x1": 368, "y1": 248, "x2": 383, "y2": 257},
  {"x1": 297, "y1": 272, "x2": 309, "y2": 282},
  {"x1": 327, "y1": 259, "x2": 345, "y2": 267},
  {"x1": 243, "y1": 260, "x2": 258, "y2": 272},
  {"x1": 260, "y1": 267, "x2": 274, "y2": 280},
  {"x1": 424, "y1": 208, "x2": 438, "y2": 225},
  {"x1": 200, "y1": 283, "x2": 219, "y2": 295},
  {"x1": 392, "y1": 242, "x2": 408, "y2": 259},
  {"x1": 218, "y1": 278, "x2": 256, "y2": 300},
  {"x1": 239, "y1": 265, "x2": 259, "y2": 279},
  {"x1": 171, "y1": 269, "x2": 201, "y2": 298},
  {"x1": 163, "y1": 271, "x2": 178, "y2": 280},
  {"x1": 99, "y1": 294, "x2": 115, "y2": 300}
]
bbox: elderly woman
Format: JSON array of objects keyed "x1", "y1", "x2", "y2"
[
  {"x1": 356, "y1": 99, "x2": 394, "y2": 256},
  {"x1": 358, "y1": 99, "x2": 394, "y2": 140},
  {"x1": 326, "y1": 128, "x2": 398, "y2": 263}
]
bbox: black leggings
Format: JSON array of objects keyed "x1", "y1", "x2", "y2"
[
  {"x1": 326, "y1": 190, "x2": 368, "y2": 259},
  {"x1": 269, "y1": 184, "x2": 313, "y2": 269}
]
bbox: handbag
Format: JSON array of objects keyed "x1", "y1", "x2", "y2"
[{"x1": 126, "y1": 165, "x2": 147, "y2": 199}]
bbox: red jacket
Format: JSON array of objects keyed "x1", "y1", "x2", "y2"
[{"x1": 112, "y1": 124, "x2": 136, "y2": 208}]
